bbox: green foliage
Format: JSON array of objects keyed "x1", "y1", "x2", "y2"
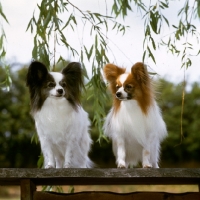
[
  {"x1": 0, "y1": 66, "x2": 40, "y2": 167},
  {"x1": 0, "y1": 1, "x2": 200, "y2": 169},
  {"x1": 158, "y1": 79, "x2": 200, "y2": 165},
  {"x1": 26, "y1": 0, "x2": 128, "y2": 141},
  {"x1": 1, "y1": 66, "x2": 200, "y2": 168},
  {"x1": 198, "y1": 0, "x2": 200, "y2": 18},
  {"x1": 0, "y1": 0, "x2": 199, "y2": 142},
  {"x1": 160, "y1": 1, "x2": 200, "y2": 69},
  {"x1": 0, "y1": 2, "x2": 11, "y2": 91}
]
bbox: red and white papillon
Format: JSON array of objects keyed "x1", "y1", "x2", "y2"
[
  {"x1": 103, "y1": 62, "x2": 167, "y2": 168},
  {"x1": 26, "y1": 61, "x2": 93, "y2": 168}
]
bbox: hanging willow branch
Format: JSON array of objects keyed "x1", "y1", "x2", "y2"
[
  {"x1": 26, "y1": 0, "x2": 129, "y2": 142},
  {"x1": 0, "y1": 2, "x2": 11, "y2": 91}
]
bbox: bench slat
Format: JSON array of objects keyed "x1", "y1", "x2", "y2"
[{"x1": 0, "y1": 168, "x2": 200, "y2": 186}]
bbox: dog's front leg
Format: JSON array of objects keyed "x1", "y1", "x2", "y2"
[
  {"x1": 114, "y1": 138, "x2": 126, "y2": 168},
  {"x1": 40, "y1": 139, "x2": 55, "y2": 168},
  {"x1": 142, "y1": 148, "x2": 152, "y2": 168},
  {"x1": 64, "y1": 146, "x2": 72, "y2": 168}
]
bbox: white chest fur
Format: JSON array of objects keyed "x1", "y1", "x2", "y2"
[
  {"x1": 33, "y1": 97, "x2": 91, "y2": 168},
  {"x1": 34, "y1": 98, "x2": 75, "y2": 137},
  {"x1": 103, "y1": 99, "x2": 167, "y2": 168}
]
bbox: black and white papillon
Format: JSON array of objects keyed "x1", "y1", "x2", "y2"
[{"x1": 26, "y1": 61, "x2": 93, "y2": 168}]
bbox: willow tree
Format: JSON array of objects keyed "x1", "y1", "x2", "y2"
[
  {"x1": 0, "y1": 2, "x2": 11, "y2": 91},
  {"x1": 1, "y1": 0, "x2": 200, "y2": 141}
]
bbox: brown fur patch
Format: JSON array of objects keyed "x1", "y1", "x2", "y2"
[
  {"x1": 131, "y1": 62, "x2": 153, "y2": 114},
  {"x1": 104, "y1": 64, "x2": 126, "y2": 113},
  {"x1": 104, "y1": 64, "x2": 125, "y2": 95},
  {"x1": 104, "y1": 62, "x2": 153, "y2": 115}
]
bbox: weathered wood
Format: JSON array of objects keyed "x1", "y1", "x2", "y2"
[
  {"x1": 0, "y1": 168, "x2": 200, "y2": 186},
  {"x1": 21, "y1": 179, "x2": 36, "y2": 200},
  {"x1": 33, "y1": 191, "x2": 200, "y2": 200}
]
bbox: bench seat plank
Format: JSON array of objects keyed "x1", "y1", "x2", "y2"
[{"x1": 0, "y1": 168, "x2": 200, "y2": 186}]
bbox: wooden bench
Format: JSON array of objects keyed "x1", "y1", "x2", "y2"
[{"x1": 0, "y1": 168, "x2": 200, "y2": 200}]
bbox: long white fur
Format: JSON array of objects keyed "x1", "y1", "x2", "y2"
[
  {"x1": 103, "y1": 76, "x2": 167, "y2": 168},
  {"x1": 33, "y1": 73, "x2": 92, "y2": 168}
]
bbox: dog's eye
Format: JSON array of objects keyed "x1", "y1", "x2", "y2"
[
  {"x1": 116, "y1": 85, "x2": 121, "y2": 89},
  {"x1": 60, "y1": 82, "x2": 66, "y2": 87},
  {"x1": 47, "y1": 82, "x2": 55, "y2": 88},
  {"x1": 126, "y1": 84, "x2": 133, "y2": 89}
]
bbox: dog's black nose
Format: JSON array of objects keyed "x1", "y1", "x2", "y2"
[
  {"x1": 116, "y1": 92, "x2": 122, "y2": 98},
  {"x1": 57, "y1": 89, "x2": 63, "y2": 94}
]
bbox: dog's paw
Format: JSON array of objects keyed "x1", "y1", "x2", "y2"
[
  {"x1": 143, "y1": 164, "x2": 152, "y2": 168},
  {"x1": 117, "y1": 160, "x2": 126, "y2": 168},
  {"x1": 64, "y1": 163, "x2": 71, "y2": 168},
  {"x1": 45, "y1": 165, "x2": 54, "y2": 169},
  {"x1": 118, "y1": 164, "x2": 126, "y2": 168}
]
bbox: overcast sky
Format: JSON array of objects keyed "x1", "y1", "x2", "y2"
[{"x1": 2, "y1": 0, "x2": 200, "y2": 84}]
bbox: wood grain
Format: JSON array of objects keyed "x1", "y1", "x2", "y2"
[{"x1": 0, "y1": 168, "x2": 200, "y2": 186}]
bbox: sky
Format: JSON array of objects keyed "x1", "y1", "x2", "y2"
[{"x1": 1, "y1": 0, "x2": 200, "y2": 85}]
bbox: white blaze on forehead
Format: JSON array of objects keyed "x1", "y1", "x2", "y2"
[
  {"x1": 50, "y1": 72, "x2": 63, "y2": 84},
  {"x1": 116, "y1": 73, "x2": 129, "y2": 99},
  {"x1": 118, "y1": 73, "x2": 129, "y2": 85},
  {"x1": 49, "y1": 72, "x2": 65, "y2": 96}
]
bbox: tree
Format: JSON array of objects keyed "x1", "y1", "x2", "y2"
[
  {"x1": 1, "y1": 0, "x2": 200, "y2": 141},
  {"x1": 159, "y1": 79, "x2": 200, "y2": 166},
  {"x1": 25, "y1": 0, "x2": 200, "y2": 141},
  {"x1": 1, "y1": 66, "x2": 200, "y2": 168},
  {"x1": 0, "y1": 66, "x2": 40, "y2": 167},
  {"x1": 0, "y1": 1, "x2": 11, "y2": 90}
]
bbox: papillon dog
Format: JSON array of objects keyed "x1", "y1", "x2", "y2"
[
  {"x1": 26, "y1": 61, "x2": 93, "y2": 168},
  {"x1": 103, "y1": 62, "x2": 167, "y2": 168}
]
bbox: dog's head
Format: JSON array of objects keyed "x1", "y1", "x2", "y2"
[
  {"x1": 103, "y1": 62, "x2": 153, "y2": 114},
  {"x1": 26, "y1": 61, "x2": 84, "y2": 113}
]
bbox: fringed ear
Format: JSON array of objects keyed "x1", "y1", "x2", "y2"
[
  {"x1": 62, "y1": 62, "x2": 84, "y2": 105},
  {"x1": 62, "y1": 62, "x2": 84, "y2": 89},
  {"x1": 103, "y1": 64, "x2": 126, "y2": 83},
  {"x1": 131, "y1": 62, "x2": 150, "y2": 85},
  {"x1": 26, "y1": 61, "x2": 48, "y2": 87}
]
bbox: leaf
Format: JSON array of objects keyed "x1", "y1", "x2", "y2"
[
  {"x1": 26, "y1": 18, "x2": 33, "y2": 32},
  {"x1": 0, "y1": 48, "x2": 6, "y2": 58},
  {"x1": 142, "y1": 50, "x2": 146, "y2": 62},
  {"x1": 0, "y1": 35, "x2": 4, "y2": 49},
  {"x1": 147, "y1": 46, "x2": 156, "y2": 64},
  {"x1": 88, "y1": 45, "x2": 93, "y2": 60},
  {"x1": 71, "y1": 15, "x2": 77, "y2": 25},
  {"x1": 95, "y1": 34, "x2": 98, "y2": 49},
  {"x1": 162, "y1": 15, "x2": 169, "y2": 27},
  {"x1": 150, "y1": 11, "x2": 158, "y2": 34},
  {"x1": 150, "y1": 36, "x2": 156, "y2": 50},
  {"x1": 197, "y1": 0, "x2": 200, "y2": 18},
  {"x1": 172, "y1": 25, "x2": 178, "y2": 29},
  {"x1": 160, "y1": 1, "x2": 168, "y2": 9},
  {"x1": 0, "y1": 2, "x2": 9, "y2": 23},
  {"x1": 62, "y1": 14, "x2": 72, "y2": 30},
  {"x1": 37, "y1": 154, "x2": 44, "y2": 168},
  {"x1": 68, "y1": 186, "x2": 74, "y2": 193},
  {"x1": 43, "y1": 12, "x2": 51, "y2": 28}
]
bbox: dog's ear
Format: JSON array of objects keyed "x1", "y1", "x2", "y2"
[
  {"x1": 62, "y1": 62, "x2": 84, "y2": 105},
  {"x1": 131, "y1": 62, "x2": 149, "y2": 85},
  {"x1": 103, "y1": 64, "x2": 126, "y2": 83},
  {"x1": 62, "y1": 62, "x2": 82, "y2": 79},
  {"x1": 62, "y1": 62, "x2": 84, "y2": 88},
  {"x1": 26, "y1": 61, "x2": 48, "y2": 87}
]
